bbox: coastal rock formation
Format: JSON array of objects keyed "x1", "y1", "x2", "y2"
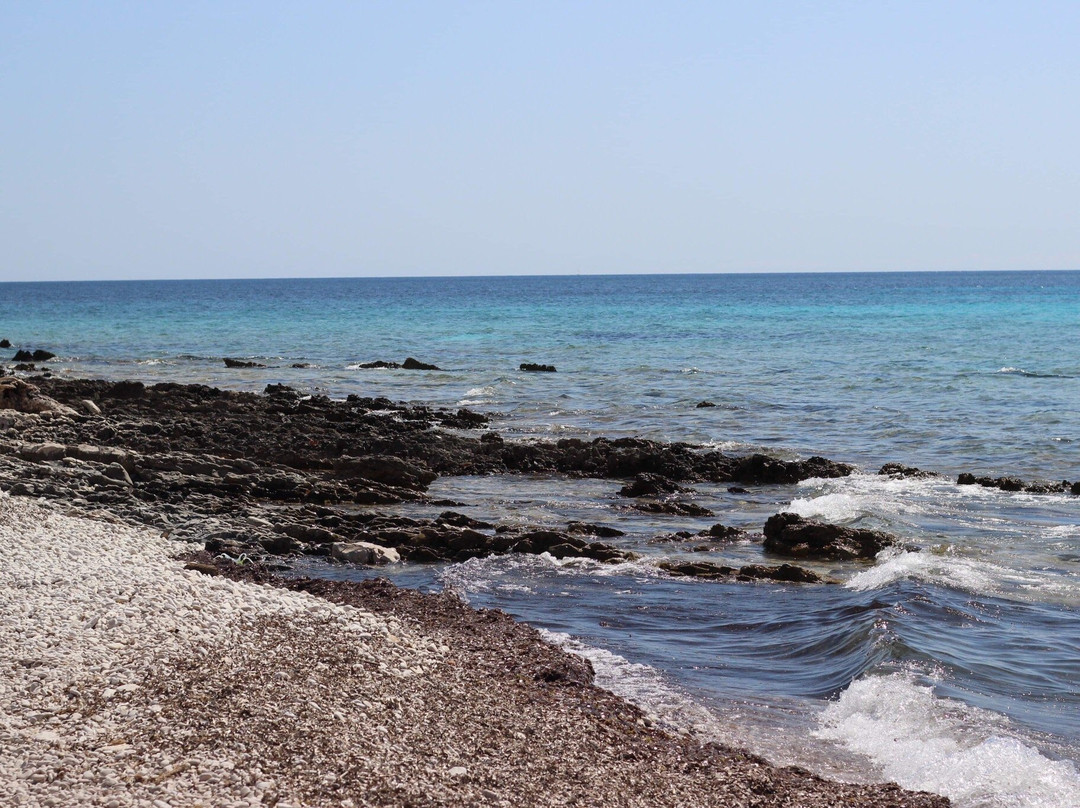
[
  {"x1": 957, "y1": 472, "x2": 1072, "y2": 495},
  {"x1": 401, "y1": 357, "x2": 440, "y2": 370},
  {"x1": 632, "y1": 501, "x2": 715, "y2": 517},
  {"x1": 0, "y1": 377, "x2": 78, "y2": 416},
  {"x1": 659, "y1": 560, "x2": 823, "y2": 584},
  {"x1": 879, "y1": 463, "x2": 941, "y2": 479},
  {"x1": 763, "y1": 512, "x2": 896, "y2": 561},
  {"x1": 520, "y1": 363, "x2": 557, "y2": 372},
  {"x1": 618, "y1": 472, "x2": 690, "y2": 498},
  {"x1": 695, "y1": 400, "x2": 716, "y2": 408},
  {"x1": 223, "y1": 357, "x2": 266, "y2": 368}
]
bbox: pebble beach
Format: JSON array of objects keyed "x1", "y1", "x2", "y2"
[{"x1": 1, "y1": 491, "x2": 949, "y2": 807}]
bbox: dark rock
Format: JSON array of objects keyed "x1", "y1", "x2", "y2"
[
  {"x1": 260, "y1": 533, "x2": 301, "y2": 555},
  {"x1": 264, "y1": 383, "x2": 300, "y2": 398},
  {"x1": 12, "y1": 350, "x2": 33, "y2": 361},
  {"x1": 223, "y1": 358, "x2": 266, "y2": 369},
  {"x1": 879, "y1": 463, "x2": 939, "y2": 479},
  {"x1": 734, "y1": 454, "x2": 854, "y2": 485},
  {"x1": 109, "y1": 380, "x2": 145, "y2": 398},
  {"x1": 763, "y1": 512, "x2": 895, "y2": 561},
  {"x1": 703, "y1": 523, "x2": 744, "y2": 540},
  {"x1": 619, "y1": 472, "x2": 689, "y2": 498},
  {"x1": 402, "y1": 357, "x2": 441, "y2": 370},
  {"x1": 13, "y1": 363, "x2": 35, "y2": 371},
  {"x1": 737, "y1": 563, "x2": 822, "y2": 583},
  {"x1": 632, "y1": 501, "x2": 714, "y2": 517},
  {"x1": 31, "y1": 350, "x2": 56, "y2": 362},
  {"x1": 567, "y1": 521, "x2": 625, "y2": 538},
  {"x1": 333, "y1": 455, "x2": 437, "y2": 490},
  {"x1": 480, "y1": 432, "x2": 504, "y2": 444},
  {"x1": 695, "y1": 401, "x2": 716, "y2": 408},
  {"x1": 436, "y1": 511, "x2": 495, "y2": 530},
  {"x1": 438, "y1": 408, "x2": 488, "y2": 429},
  {"x1": 1072, "y1": 481, "x2": 1080, "y2": 496},
  {"x1": 0, "y1": 339, "x2": 9, "y2": 348},
  {"x1": 290, "y1": 363, "x2": 310, "y2": 368},
  {"x1": 957, "y1": 473, "x2": 1067, "y2": 494},
  {"x1": 727, "y1": 486, "x2": 749, "y2": 494},
  {"x1": 520, "y1": 363, "x2": 557, "y2": 372},
  {"x1": 357, "y1": 360, "x2": 401, "y2": 369},
  {"x1": 658, "y1": 561, "x2": 736, "y2": 579}
]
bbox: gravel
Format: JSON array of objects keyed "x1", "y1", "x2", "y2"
[{"x1": 0, "y1": 492, "x2": 948, "y2": 807}]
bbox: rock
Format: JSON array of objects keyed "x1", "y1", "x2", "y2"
[
  {"x1": 32, "y1": 349, "x2": 56, "y2": 361},
  {"x1": 109, "y1": 380, "x2": 145, "y2": 398},
  {"x1": 480, "y1": 431, "x2": 504, "y2": 444},
  {"x1": 763, "y1": 512, "x2": 895, "y2": 560},
  {"x1": 632, "y1": 501, "x2": 714, "y2": 517},
  {"x1": 727, "y1": 486, "x2": 749, "y2": 494},
  {"x1": 330, "y1": 542, "x2": 400, "y2": 565},
  {"x1": 734, "y1": 454, "x2": 854, "y2": 485},
  {"x1": 737, "y1": 563, "x2": 822, "y2": 583},
  {"x1": 291, "y1": 363, "x2": 310, "y2": 368},
  {"x1": 223, "y1": 358, "x2": 265, "y2": 369},
  {"x1": 520, "y1": 363, "x2": 556, "y2": 372},
  {"x1": 184, "y1": 562, "x2": 220, "y2": 576},
  {"x1": 695, "y1": 401, "x2": 716, "y2": 408},
  {"x1": 401, "y1": 357, "x2": 440, "y2": 370},
  {"x1": 956, "y1": 472, "x2": 1068, "y2": 494},
  {"x1": 356, "y1": 360, "x2": 401, "y2": 369},
  {"x1": 13, "y1": 363, "x2": 35, "y2": 371},
  {"x1": 618, "y1": 473, "x2": 689, "y2": 498},
  {"x1": 102, "y1": 463, "x2": 133, "y2": 486},
  {"x1": 703, "y1": 523, "x2": 744, "y2": 540},
  {"x1": 12, "y1": 350, "x2": 33, "y2": 361},
  {"x1": 567, "y1": 521, "x2": 625, "y2": 537},
  {"x1": 879, "y1": 463, "x2": 939, "y2": 479},
  {"x1": 18, "y1": 442, "x2": 67, "y2": 462},
  {"x1": 0, "y1": 339, "x2": 9, "y2": 348},
  {"x1": 80, "y1": 399, "x2": 102, "y2": 415},
  {"x1": 333, "y1": 455, "x2": 437, "y2": 490},
  {"x1": 436, "y1": 511, "x2": 494, "y2": 529},
  {"x1": 0, "y1": 378, "x2": 78, "y2": 416},
  {"x1": 658, "y1": 561, "x2": 736, "y2": 579}
]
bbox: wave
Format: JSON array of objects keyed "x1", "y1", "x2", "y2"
[
  {"x1": 997, "y1": 367, "x2": 1074, "y2": 379},
  {"x1": 816, "y1": 673, "x2": 1080, "y2": 808}
]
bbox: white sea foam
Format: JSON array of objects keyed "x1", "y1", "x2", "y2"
[
  {"x1": 816, "y1": 673, "x2": 1080, "y2": 808},
  {"x1": 458, "y1": 385, "x2": 499, "y2": 405}
]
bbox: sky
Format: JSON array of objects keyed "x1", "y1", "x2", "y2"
[{"x1": 1, "y1": 1, "x2": 1078, "y2": 281}]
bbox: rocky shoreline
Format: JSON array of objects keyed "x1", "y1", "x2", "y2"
[{"x1": 6, "y1": 369, "x2": 1068, "y2": 805}]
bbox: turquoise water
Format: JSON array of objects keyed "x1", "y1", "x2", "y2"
[{"x1": 3, "y1": 271, "x2": 1079, "y2": 806}]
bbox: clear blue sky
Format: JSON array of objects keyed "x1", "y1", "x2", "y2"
[{"x1": 1, "y1": 1, "x2": 1078, "y2": 281}]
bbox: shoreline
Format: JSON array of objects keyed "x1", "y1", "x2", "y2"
[{"x1": 1, "y1": 493, "x2": 947, "y2": 806}]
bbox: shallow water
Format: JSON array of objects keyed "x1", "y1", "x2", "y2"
[{"x1": 3, "y1": 271, "x2": 1078, "y2": 806}]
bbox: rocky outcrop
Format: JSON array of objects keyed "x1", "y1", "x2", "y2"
[
  {"x1": 879, "y1": 463, "x2": 941, "y2": 479},
  {"x1": 658, "y1": 560, "x2": 822, "y2": 584},
  {"x1": 618, "y1": 473, "x2": 689, "y2": 498},
  {"x1": 763, "y1": 512, "x2": 896, "y2": 560},
  {"x1": 520, "y1": 363, "x2": 556, "y2": 372},
  {"x1": 0, "y1": 378, "x2": 78, "y2": 416},
  {"x1": 223, "y1": 358, "x2": 266, "y2": 368},
  {"x1": 402, "y1": 357, "x2": 441, "y2": 370},
  {"x1": 957, "y1": 473, "x2": 1072, "y2": 495},
  {"x1": 695, "y1": 401, "x2": 715, "y2": 408},
  {"x1": 733, "y1": 454, "x2": 854, "y2": 485}
]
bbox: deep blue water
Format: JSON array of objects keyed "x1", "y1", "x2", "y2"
[{"x1": 3, "y1": 271, "x2": 1078, "y2": 806}]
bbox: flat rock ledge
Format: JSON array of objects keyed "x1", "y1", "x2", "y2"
[{"x1": 0, "y1": 494, "x2": 947, "y2": 807}]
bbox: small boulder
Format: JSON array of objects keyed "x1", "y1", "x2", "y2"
[
  {"x1": 330, "y1": 542, "x2": 400, "y2": 565},
  {"x1": 695, "y1": 401, "x2": 716, "y2": 408},
  {"x1": 619, "y1": 472, "x2": 688, "y2": 498},
  {"x1": 402, "y1": 357, "x2": 441, "y2": 370},
  {"x1": 223, "y1": 358, "x2": 265, "y2": 368},
  {"x1": 0, "y1": 339, "x2": 9, "y2": 348},
  {"x1": 763, "y1": 512, "x2": 895, "y2": 561},
  {"x1": 31, "y1": 350, "x2": 56, "y2": 362},
  {"x1": 520, "y1": 363, "x2": 557, "y2": 372},
  {"x1": 12, "y1": 350, "x2": 33, "y2": 361},
  {"x1": 356, "y1": 360, "x2": 401, "y2": 369},
  {"x1": 632, "y1": 501, "x2": 714, "y2": 517}
]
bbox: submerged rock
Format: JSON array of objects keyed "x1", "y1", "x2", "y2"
[
  {"x1": 520, "y1": 363, "x2": 556, "y2": 372},
  {"x1": 402, "y1": 357, "x2": 441, "y2": 370},
  {"x1": 695, "y1": 401, "x2": 716, "y2": 408},
  {"x1": 223, "y1": 358, "x2": 266, "y2": 369},
  {"x1": 763, "y1": 512, "x2": 895, "y2": 561},
  {"x1": 631, "y1": 501, "x2": 714, "y2": 517},
  {"x1": 659, "y1": 560, "x2": 822, "y2": 584},
  {"x1": 957, "y1": 472, "x2": 1071, "y2": 495},
  {"x1": 879, "y1": 463, "x2": 940, "y2": 479}
]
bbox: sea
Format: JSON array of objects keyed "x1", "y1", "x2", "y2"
[{"x1": 3, "y1": 271, "x2": 1078, "y2": 807}]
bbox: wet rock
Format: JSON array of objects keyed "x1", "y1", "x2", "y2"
[
  {"x1": 618, "y1": 472, "x2": 689, "y2": 498},
  {"x1": 763, "y1": 512, "x2": 895, "y2": 560},
  {"x1": 480, "y1": 431, "x2": 504, "y2": 444},
  {"x1": 632, "y1": 501, "x2": 714, "y2": 517},
  {"x1": 567, "y1": 521, "x2": 625, "y2": 538},
  {"x1": 734, "y1": 454, "x2": 854, "y2": 485},
  {"x1": 438, "y1": 408, "x2": 488, "y2": 429},
  {"x1": 702, "y1": 523, "x2": 745, "y2": 540},
  {"x1": 109, "y1": 380, "x2": 145, "y2": 399},
  {"x1": 402, "y1": 357, "x2": 441, "y2": 370},
  {"x1": 13, "y1": 363, "x2": 36, "y2": 372},
  {"x1": 879, "y1": 463, "x2": 940, "y2": 479},
  {"x1": 12, "y1": 350, "x2": 33, "y2": 361},
  {"x1": 658, "y1": 560, "x2": 736, "y2": 579},
  {"x1": 695, "y1": 401, "x2": 716, "y2": 408},
  {"x1": 727, "y1": 486, "x2": 749, "y2": 494},
  {"x1": 956, "y1": 472, "x2": 1069, "y2": 494},
  {"x1": 32, "y1": 349, "x2": 56, "y2": 362},
  {"x1": 291, "y1": 363, "x2": 310, "y2": 368},
  {"x1": 659, "y1": 560, "x2": 822, "y2": 584},
  {"x1": 0, "y1": 339, "x2": 9, "y2": 348},
  {"x1": 356, "y1": 360, "x2": 400, "y2": 369},
  {"x1": 223, "y1": 358, "x2": 265, "y2": 369},
  {"x1": 520, "y1": 363, "x2": 556, "y2": 372},
  {"x1": 330, "y1": 541, "x2": 400, "y2": 565},
  {"x1": 436, "y1": 511, "x2": 495, "y2": 530}
]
